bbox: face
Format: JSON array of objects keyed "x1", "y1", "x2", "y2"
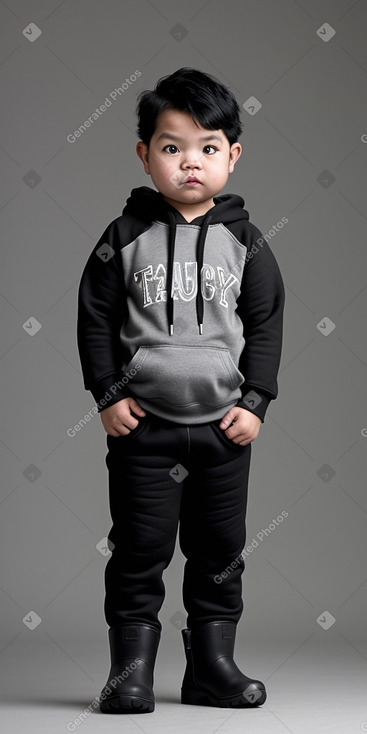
[{"x1": 136, "y1": 108, "x2": 242, "y2": 218}]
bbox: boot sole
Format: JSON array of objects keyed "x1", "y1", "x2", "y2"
[
  {"x1": 181, "y1": 686, "x2": 266, "y2": 708},
  {"x1": 100, "y1": 694, "x2": 154, "y2": 713}
]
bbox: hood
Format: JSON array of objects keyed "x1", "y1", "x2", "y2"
[{"x1": 122, "y1": 185, "x2": 250, "y2": 335}]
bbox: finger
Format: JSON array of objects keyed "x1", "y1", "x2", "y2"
[
  {"x1": 240, "y1": 435, "x2": 255, "y2": 445},
  {"x1": 219, "y1": 411, "x2": 236, "y2": 428},
  {"x1": 231, "y1": 431, "x2": 252, "y2": 444},
  {"x1": 126, "y1": 412, "x2": 144, "y2": 430},
  {"x1": 115, "y1": 425, "x2": 133, "y2": 436},
  {"x1": 130, "y1": 400, "x2": 146, "y2": 415},
  {"x1": 110, "y1": 420, "x2": 136, "y2": 436},
  {"x1": 118, "y1": 422, "x2": 135, "y2": 434},
  {"x1": 120, "y1": 411, "x2": 144, "y2": 432},
  {"x1": 225, "y1": 422, "x2": 240, "y2": 438},
  {"x1": 107, "y1": 428, "x2": 123, "y2": 437}
]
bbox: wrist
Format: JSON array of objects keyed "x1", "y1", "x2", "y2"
[
  {"x1": 236, "y1": 388, "x2": 271, "y2": 423},
  {"x1": 89, "y1": 373, "x2": 133, "y2": 413}
]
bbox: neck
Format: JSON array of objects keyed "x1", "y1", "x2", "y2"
[{"x1": 162, "y1": 196, "x2": 215, "y2": 222}]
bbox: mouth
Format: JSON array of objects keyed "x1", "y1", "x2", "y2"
[{"x1": 183, "y1": 177, "x2": 201, "y2": 185}]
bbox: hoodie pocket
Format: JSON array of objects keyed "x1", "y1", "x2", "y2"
[{"x1": 123, "y1": 344, "x2": 244, "y2": 410}]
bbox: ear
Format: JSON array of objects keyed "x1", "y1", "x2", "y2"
[
  {"x1": 136, "y1": 141, "x2": 150, "y2": 174},
  {"x1": 228, "y1": 143, "x2": 242, "y2": 173}
]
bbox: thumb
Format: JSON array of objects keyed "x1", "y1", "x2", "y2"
[
  {"x1": 130, "y1": 398, "x2": 146, "y2": 415},
  {"x1": 219, "y1": 407, "x2": 238, "y2": 429}
]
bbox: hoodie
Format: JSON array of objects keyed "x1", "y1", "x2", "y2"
[{"x1": 77, "y1": 186, "x2": 285, "y2": 424}]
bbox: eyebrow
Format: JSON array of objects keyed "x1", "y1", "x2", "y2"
[{"x1": 157, "y1": 132, "x2": 223, "y2": 143}]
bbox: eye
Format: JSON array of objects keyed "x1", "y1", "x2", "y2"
[
  {"x1": 163, "y1": 144, "x2": 179, "y2": 154},
  {"x1": 162, "y1": 144, "x2": 218, "y2": 155}
]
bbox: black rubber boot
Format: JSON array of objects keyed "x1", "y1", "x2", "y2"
[
  {"x1": 99, "y1": 623, "x2": 161, "y2": 714},
  {"x1": 181, "y1": 620, "x2": 266, "y2": 708}
]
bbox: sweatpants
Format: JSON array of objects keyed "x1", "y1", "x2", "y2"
[{"x1": 104, "y1": 408, "x2": 252, "y2": 633}]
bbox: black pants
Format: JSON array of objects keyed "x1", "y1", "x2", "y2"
[{"x1": 104, "y1": 409, "x2": 252, "y2": 633}]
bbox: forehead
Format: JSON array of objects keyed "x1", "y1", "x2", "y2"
[{"x1": 153, "y1": 108, "x2": 224, "y2": 143}]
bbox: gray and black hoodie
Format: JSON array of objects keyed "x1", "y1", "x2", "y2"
[{"x1": 77, "y1": 186, "x2": 285, "y2": 424}]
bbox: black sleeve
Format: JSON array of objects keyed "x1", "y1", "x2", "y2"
[
  {"x1": 76, "y1": 220, "x2": 133, "y2": 412},
  {"x1": 235, "y1": 226, "x2": 285, "y2": 423}
]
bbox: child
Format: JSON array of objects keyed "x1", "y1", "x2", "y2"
[{"x1": 77, "y1": 67, "x2": 285, "y2": 714}]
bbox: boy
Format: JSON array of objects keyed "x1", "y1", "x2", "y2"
[{"x1": 77, "y1": 67, "x2": 285, "y2": 714}]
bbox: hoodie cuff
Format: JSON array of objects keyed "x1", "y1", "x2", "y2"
[
  {"x1": 236, "y1": 388, "x2": 272, "y2": 423},
  {"x1": 88, "y1": 374, "x2": 134, "y2": 413}
]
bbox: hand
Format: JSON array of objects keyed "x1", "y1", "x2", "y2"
[
  {"x1": 219, "y1": 407, "x2": 262, "y2": 445},
  {"x1": 100, "y1": 397, "x2": 146, "y2": 436}
]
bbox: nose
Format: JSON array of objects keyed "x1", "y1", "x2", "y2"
[{"x1": 182, "y1": 154, "x2": 202, "y2": 171}]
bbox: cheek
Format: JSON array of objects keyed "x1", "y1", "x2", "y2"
[
  {"x1": 153, "y1": 157, "x2": 175, "y2": 175},
  {"x1": 214, "y1": 165, "x2": 230, "y2": 180},
  {"x1": 165, "y1": 157, "x2": 181, "y2": 171}
]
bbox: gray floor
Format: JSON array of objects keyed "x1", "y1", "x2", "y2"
[{"x1": 1, "y1": 635, "x2": 365, "y2": 733}]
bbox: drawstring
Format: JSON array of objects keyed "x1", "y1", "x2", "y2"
[
  {"x1": 166, "y1": 211, "x2": 213, "y2": 335},
  {"x1": 166, "y1": 212, "x2": 177, "y2": 336},
  {"x1": 195, "y1": 213, "x2": 212, "y2": 334}
]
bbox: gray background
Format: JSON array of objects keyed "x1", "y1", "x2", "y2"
[{"x1": 1, "y1": 1, "x2": 367, "y2": 731}]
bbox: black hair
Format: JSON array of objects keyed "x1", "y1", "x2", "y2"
[{"x1": 135, "y1": 67, "x2": 243, "y2": 147}]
